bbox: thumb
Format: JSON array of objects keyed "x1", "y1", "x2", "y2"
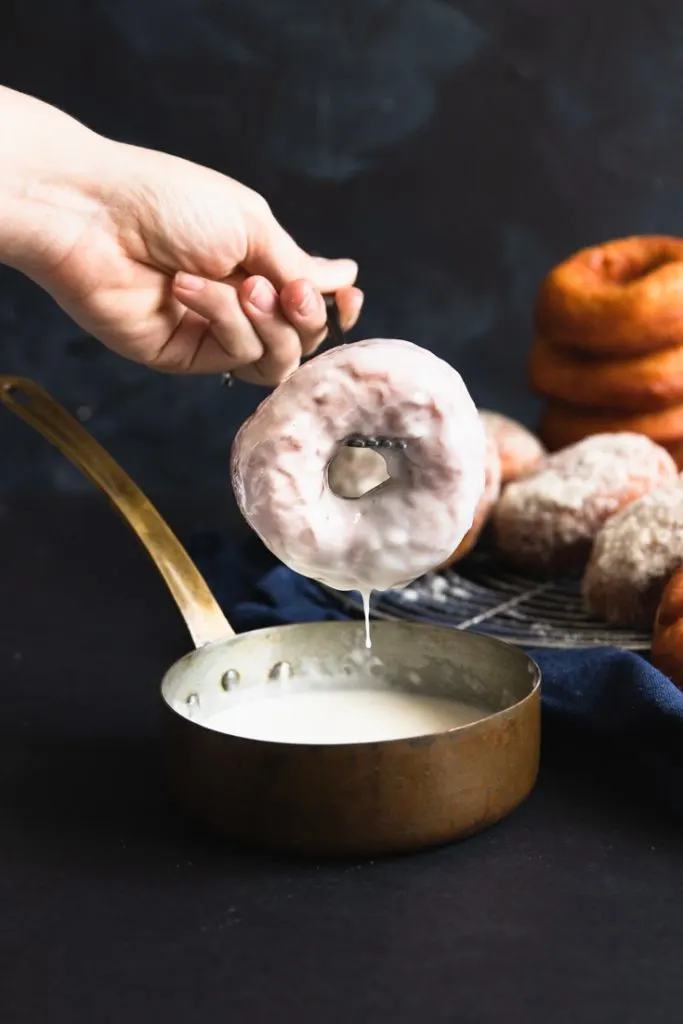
[{"x1": 243, "y1": 199, "x2": 358, "y2": 293}]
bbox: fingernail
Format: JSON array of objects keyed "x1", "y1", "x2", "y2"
[
  {"x1": 248, "y1": 279, "x2": 276, "y2": 313},
  {"x1": 296, "y1": 284, "x2": 315, "y2": 315},
  {"x1": 175, "y1": 272, "x2": 206, "y2": 293}
]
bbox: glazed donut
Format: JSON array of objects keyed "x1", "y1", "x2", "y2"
[
  {"x1": 231, "y1": 339, "x2": 486, "y2": 593},
  {"x1": 438, "y1": 430, "x2": 501, "y2": 568},
  {"x1": 492, "y1": 433, "x2": 678, "y2": 574},
  {"x1": 479, "y1": 410, "x2": 545, "y2": 483},
  {"x1": 538, "y1": 400, "x2": 683, "y2": 452},
  {"x1": 651, "y1": 567, "x2": 683, "y2": 690},
  {"x1": 535, "y1": 235, "x2": 683, "y2": 356},
  {"x1": 582, "y1": 477, "x2": 683, "y2": 627},
  {"x1": 529, "y1": 336, "x2": 683, "y2": 413}
]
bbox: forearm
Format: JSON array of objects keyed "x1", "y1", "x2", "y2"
[{"x1": 0, "y1": 86, "x2": 114, "y2": 275}]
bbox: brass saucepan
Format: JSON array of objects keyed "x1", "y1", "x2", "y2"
[{"x1": 0, "y1": 376, "x2": 541, "y2": 857}]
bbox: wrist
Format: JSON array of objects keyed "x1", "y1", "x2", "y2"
[{"x1": 0, "y1": 87, "x2": 120, "y2": 278}]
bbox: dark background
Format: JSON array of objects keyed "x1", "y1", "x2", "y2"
[
  {"x1": 4, "y1": 9, "x2": 683, "y2": 1020},
  {"x1": 3, "y1": 0, "x2": 683, "y2": 510}
]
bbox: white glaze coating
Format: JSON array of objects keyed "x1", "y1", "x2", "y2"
[
  {"x1": 202, "y1": 690, "x2": 490, "y2": 745},
  {"x1": 231, "y1": 339, "x2": 485, "y2": 592}
]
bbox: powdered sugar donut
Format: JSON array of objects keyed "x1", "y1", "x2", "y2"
[
  {"x1": 479, "y1": 410, "x2": 546, "y2": 483},
  {"x1": 231, "y1": 339, "x2": 486, "y2": 593},
  {"x1": 492, "y1": 433, "x2": 678, "y2": 573},
  {"x1": 582, "y1": 477, "x2": 683, "y2": 627}
]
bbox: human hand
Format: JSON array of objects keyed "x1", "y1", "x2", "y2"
[{"x1": 0, "y1": 88, "x2": 363, "y2": 385}]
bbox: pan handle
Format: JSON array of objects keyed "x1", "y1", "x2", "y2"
[{"x1": 0, "y1": 376, "x2": 235, "y2": 648}]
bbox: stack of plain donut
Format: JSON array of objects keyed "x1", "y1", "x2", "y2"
[{"x1": 529, "y1": 235, "x2": 683, "y2": 468}]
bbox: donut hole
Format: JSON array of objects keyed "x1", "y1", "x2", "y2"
[
  {"x1": 327, "y1": 446, "x2": 390, "y2": 499},
  {"x1": 601, "y1": 250, "x2": 674, "y2": 285}
]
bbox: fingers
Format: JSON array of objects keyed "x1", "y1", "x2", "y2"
[
  {"x1": 304, "y1": 255, "x2": 359, "y2": 293},
  {"x1": 278, "y1": 280, "x2": 365, "y2": 356},
  {"x1": 236, "y1": 277, "x2": 302, "y2": 383},
  {"x1": 244, "y1": 197, "x2": 359, "y2": 293},
  {"x1": 170, "y1": 267, "x2": 364, "y2": 384},
  {"x1": 278, "y1": 279, "x2": 328, "y2": 356},
  {"x1": 241, "y1": 190, "x2": 365, "y2": 343},
  {"x1": 169, "y1": 272, "x2": 264, "y2": 372},
  {"x1": 240, "y1": 275, "x2": 365, "y2": 361},
  {"x1": 335, "y1": 286, "x2": 364, "y2": 331},
  {"x1": 171, "y1": 272, "x2": 302, "y2": 384}
]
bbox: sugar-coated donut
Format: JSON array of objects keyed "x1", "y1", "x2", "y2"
[
  {"x1": 535, "y1": 236, "x2": 683, "y2": 356},
  {"x1": 582, "y1": 477, "x2": 683, "y2": 627},
  {"x1": 538, "y1": 400, "x2": 683, "y2": 452},
  {"x1": 529, "y1": 335, "x2": 683, "y2": 413},
  {"x1": 438, "y1": 431, "x2": 501, "y2": 568},
  {"x1": 231, "y1": 339, "x2": 486, "y2": 593},
  {"x1": 479, "y1": 409, "x2": 545, "y2": 483},
  {"x1": 651, "y1": 566, "x2": 683, "y2": 690},
  {"x1": 492, "y1": 433, "x2": 678, "y2": 573}
]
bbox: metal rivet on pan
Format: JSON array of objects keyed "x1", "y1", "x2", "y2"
[
  {"x1": 269, "y1": 661, "x2": 292, "y2": 681},
  {"x1": 221, "y1": 669, "x2": 240, "y2": 691},
  {"x1": 185, "y1": 693, "x2": 199, "y2": 707}
]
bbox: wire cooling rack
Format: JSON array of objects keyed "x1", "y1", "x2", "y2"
[{"x1": 319, "y1": 544, "x2": 651, "y2": 651}]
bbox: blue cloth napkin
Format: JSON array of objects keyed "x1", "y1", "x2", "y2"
[{"x1": 188, "y1": 531, "x2": 683, "y2": 816}]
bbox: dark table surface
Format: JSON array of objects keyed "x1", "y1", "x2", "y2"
[{"x1": 2, "y1": 495, "x2": 683, "y2": 1024}]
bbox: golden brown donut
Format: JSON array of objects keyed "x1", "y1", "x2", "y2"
[
  {"x1": 439, "y1": 432, "x2": 502, "y2": 568},
  {"x1": 529, "y1": 335, "x2": 683, "y2": 412},
  {"x1": 651, "y1": 566, "x2": 683, "y2": 690},
  {"x1": 479, "y1": 409, "x2": 545, "y2": 483},
  {"x1": 492, "y1": 433, "x2": 678, "y2": 574},
  {"x1": 535, "y1": 235, "x2": 683, "y2": 356},
  {"x1": 538, "y1": 400, "x2": 683, "y2": 452},
  {"x1": 582, "y1": 477, "x2": 683, "y2": 627}
]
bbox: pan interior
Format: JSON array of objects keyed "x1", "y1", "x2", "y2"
[{"x1": 161, "y1": 620, "x2": 539, "y2": 745}]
